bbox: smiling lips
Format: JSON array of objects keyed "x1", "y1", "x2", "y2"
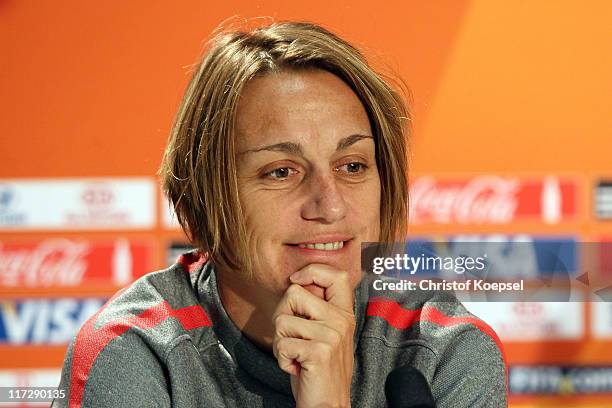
[{"x1": 297, "y1": 241, "x2": 344, "y2": 250}]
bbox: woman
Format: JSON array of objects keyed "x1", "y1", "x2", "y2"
[{"x1": 55, "y1": 21, "x2": 506, "y2": 407}]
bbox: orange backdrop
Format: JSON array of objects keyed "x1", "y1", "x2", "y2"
[{"x1": 1, "y1": 1, "x2": 611, "y2": 407}]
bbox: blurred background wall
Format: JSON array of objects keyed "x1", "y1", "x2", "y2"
[{"x1": 1, "y1": 1, "x2": 611, "y2": 406}]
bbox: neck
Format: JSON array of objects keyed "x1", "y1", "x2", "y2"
[{"x1": 216, "y1": 270, "x2": 279, "y2": 352}]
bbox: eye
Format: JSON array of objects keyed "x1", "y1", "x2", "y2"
[
  {"x1": 264, "y1": 167, "x2": 298, "y2": 181},
  {"x1": 337, "y1": 162, "x2": 368, "y2": 175}
]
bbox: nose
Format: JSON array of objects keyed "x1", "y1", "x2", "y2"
[{"x1": 300, "y1": 170, "x2": 348, "y2": 223}]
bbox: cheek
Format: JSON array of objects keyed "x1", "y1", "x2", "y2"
[
  {"x1": 243, "y1": 202, "x2": 276, "y2": 243},
  {"x1": 241, "y1": 190, "x2": 294, "y2": 250},
  {"x1": 350, "y1": 180, "x2": 381, "y2": 236},
  {"x1": 241, "y1": 195, "x2": 299, "y2": 291}
]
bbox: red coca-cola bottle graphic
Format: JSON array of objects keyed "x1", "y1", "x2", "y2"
[
  {"x1": 541, "y1": 176, "x2": 562, "y2": 224},
  {"x1": 112, "y1": 238, "x2": 132, "y2": 285}
]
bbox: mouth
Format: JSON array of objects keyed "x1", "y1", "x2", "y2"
[
  {"x1": 284, "y1": 237, "x2": 356, "y2": 272},
  {"x1": 286, "y1": 236, "x2": 353, "y2": 252},
  {"x1": 296, "y1": 241, "x2": 345, "y2": 250}
]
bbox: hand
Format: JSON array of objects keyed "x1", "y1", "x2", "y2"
[{"x1": 272, "y1": 264, "x2": 356, "y2": 408}]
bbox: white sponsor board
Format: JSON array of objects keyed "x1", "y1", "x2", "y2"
[
  {"x1": 592, "y1": 301, "x2": 612, "y2": 339},
  {"x1": 465, "y1": 301, "x2": 584, "y2": 341},
  {"x1": 595, "y1": 181, "x2": 612, "y2": 219},
  {"x1": 0, "y1": 369, "x2": 62, "y2": 406},
  {"x1": 509, "y1": 365, "x2": 612, "y2": 394},
  {"x1": 0, "y1": 179, "x2": 155, "y2": 230},
  {"x1": 0, "y1": 369, "x2": 61, "y2": 388}
]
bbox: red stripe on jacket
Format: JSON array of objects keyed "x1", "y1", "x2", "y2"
[
  {"x1": 68, "y1": 295, "x2": 211, "y2": 408},
  {"x1": 366, "y1": 298, "x2": 508, "y2": 375}
]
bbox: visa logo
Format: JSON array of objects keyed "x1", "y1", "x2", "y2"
[{"x1": 0, "y1": 298, "x2": 105, "y2": 344}]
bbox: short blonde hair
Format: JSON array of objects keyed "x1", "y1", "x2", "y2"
[{"x1": 160, "y1": 21, "x2": 409, "y2": 274}]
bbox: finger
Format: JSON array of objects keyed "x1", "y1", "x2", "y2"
[
  {"x1": 302, "y1": 283, "x2": 325, "y2": 300},
  {"x1": 274, "y1": 283, "x2": 329, "y2": 321},
  {"x1": 273, "y1": 337, "x2": 336, "y2": 375},
  {"x1": 274, "y1": 314, "x2": 342, "y2": 345},
  {"x1": 274, "y1": 337, "x2": 338, "y2": 373},
  {"x1": 273, "y1": 337, "x2": 309, "y2": 376},
  {"x1": 289, "y1": 264, "x2": 354, "y2": 312}
]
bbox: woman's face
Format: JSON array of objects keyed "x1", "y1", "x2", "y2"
[{"x1": 234, "y1": 69, "x2": 381, "y2": 296}]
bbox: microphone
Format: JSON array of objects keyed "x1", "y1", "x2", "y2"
[{"x1": 385, "y1": 366, "x2": 436, "y2": 408}]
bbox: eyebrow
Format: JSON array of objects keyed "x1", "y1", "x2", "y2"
[{"x1": 238, "y1": 134, "x2": 373, "y2": 156}]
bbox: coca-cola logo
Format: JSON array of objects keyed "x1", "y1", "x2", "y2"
[
  {"x1": 0, "y1": 239, "x2": 89, "y2": 286},
  {"x1": 409, "y1": 176, "x2": 519, "y2": 224},
  {"x1": 81, "y1": 184, "x2": 114, "y2": 207}
]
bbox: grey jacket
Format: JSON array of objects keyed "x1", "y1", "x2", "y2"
[{"x1": 53, "y1": 251, "x2": 507, "y2": 407}]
